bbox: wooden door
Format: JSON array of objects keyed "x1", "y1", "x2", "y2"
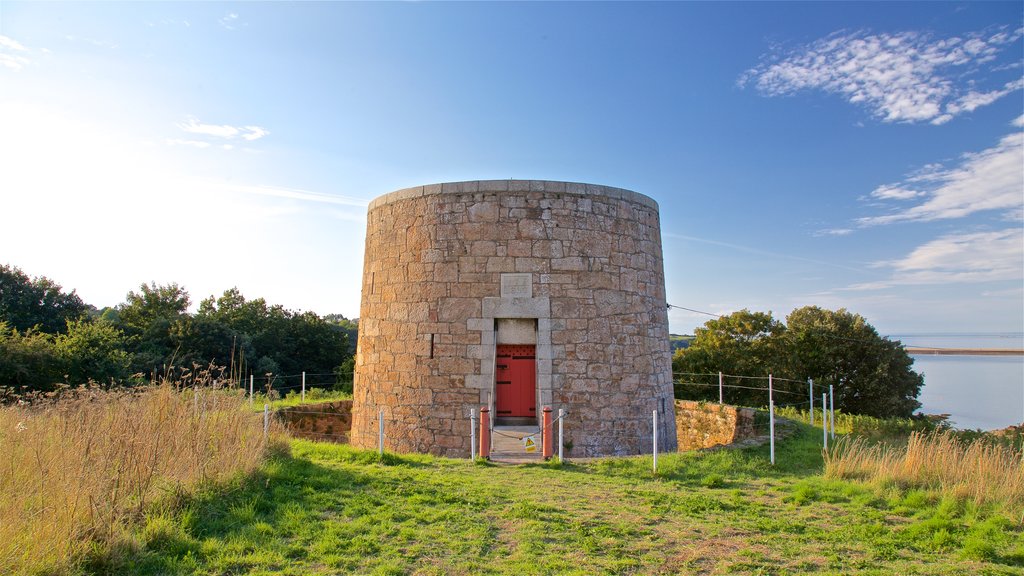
[{"x1": 495, "y1": 344, "x2": 536, "y2": 418}]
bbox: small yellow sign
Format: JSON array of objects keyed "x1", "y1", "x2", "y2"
[{"x1": 523, "y1": 436, "x2": 537, "y2": 453}]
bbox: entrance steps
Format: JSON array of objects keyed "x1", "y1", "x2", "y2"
[{"x1": 489, "y1": 425, "x2": 543, "y2": 464}]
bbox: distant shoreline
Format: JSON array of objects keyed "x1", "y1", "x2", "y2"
[{"x1": 906, "y1": 348, "x2": 1024, "y2": 356}]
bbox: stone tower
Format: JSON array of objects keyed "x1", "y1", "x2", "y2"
[{"x1": 350, "y1": 180, "x2": 677, "y2": 457}]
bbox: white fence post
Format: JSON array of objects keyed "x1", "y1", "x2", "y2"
[
  {"x1": 823, "y1": 393, "x2": 828, "y2": 449},
  {"x1": 193, "y1": 385, "x2": 198, "y2": 414},
  {"x1": 809, "y1": 378, "x2": 814, "y2": 426},
  {"x1": 263, "y1": 404, "x2": 269, "y2": 441},
  {"x1": 769, "y1": 374, "x2": 775, "y2": 466},
  {"x1": 829, "y1": 385, "x2": 835, "y2": 440},
  {"x1": 301, "y1": 371, "x2": 306, "y2": 403},
  {"x1": 249, "y1": 375, "x2": 254, "y2": 406},
  {"x1": 470, "y1": 409, "x2": 477, "y2": 460},
  {"x1": 652, "y1": 409, "x2": 658, "y2": 473},
  {"x1": 718, "y1": 371, "x2": 723, "y2": 404},
  {"x1": 558, "y1": 408, "x2": 564, "y2": 463},
  {"x1": 378, "y1": 408, "x2": 385, "y2": 456}
]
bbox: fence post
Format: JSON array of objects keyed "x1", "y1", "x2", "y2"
[
  {"x1": 194, "y1": 385, "x2": 198, "y2": 414},
  {"x1": 829, "y1": 385, "x2": 835, "y2": 440},
  {"x1": 301, "y1": 371, "x2": 306, "y2": 403},
  {"x1": 378, "y1": 408, "x2": 384, "y2": 456},
  {"x1": 479, "y1": 406, "x2": 490, "y2": 459},
  {"x1": 652, "y1": 409, "x2": 659, "y2": 473},
  {"x1": 558, "y1": 408, "x2": 564, "y2": 463},
  {"x1": 769, "y1": 374, "x2": 775, "y2": 466},
  {"x1": 809, "y1": 378, "x2": 814, "y2": 426},
  {"x1": 263, "y1": 404, "x2": 269, "y2": 441},
  {"x1": 249, "y1": 375, "x2": 254, "y2": 406},
  {"x1": 823, "y1": 393, "x2": 828, "y2": 449},
  {"x1": 470, "y1": 409, "x2": 477, "y2": 460},
  {"x1": 542, "y1": 407, "x2": 553, "y2": 460},
  {"x1": 718, "y1": 371, "x2": 724, "y2": 404}
]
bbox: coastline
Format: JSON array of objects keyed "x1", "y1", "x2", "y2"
[{"x1": 906, "y1": 347, "x2": 1024, "y2": 356}]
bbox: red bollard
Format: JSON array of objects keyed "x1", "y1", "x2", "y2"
[
  {"x1": 479, "y1": 406, "x2": 490, "y2": 459},
  {"x1": 542, "y1": 406, "x2": 553, "y2": 460}
]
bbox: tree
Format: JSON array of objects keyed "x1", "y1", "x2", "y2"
[
  {"x1": 55, "y1": 318, "x2": 132, "y2": 385},
  {"x1": 673, "y1": 307, "x2": 923, "y2": 418},
  {"x1": 0, "y1": 321, "x2": 63, "y2": 392},
  {"x1": 116, "y1": 282, "x2": 191, "y2": 375},
  {"x1": 0, "y1": 264, "x2": 87, "y2": 334},
  {"x1": 784, "y1": 306, "x2": 922, "y2": 418}
]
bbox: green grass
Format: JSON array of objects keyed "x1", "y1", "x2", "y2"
[
  {"x1": 102, "y1": 422, "x2": 1023, "y2": 575},
  {"x1": 246, "y1": 387, "x2": 352, "y2": 412}
]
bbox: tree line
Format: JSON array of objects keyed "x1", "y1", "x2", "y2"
[
  {"x1": 0, "y1": 264, "x2": 356, "y2": 396},
  {"x1": 673, "y1": 307, "x2": 924, "y2": 418}
]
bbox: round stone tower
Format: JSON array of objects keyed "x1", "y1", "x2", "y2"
[{"x1": 350, "y1": 180, "x2": 677, "y2": 458}]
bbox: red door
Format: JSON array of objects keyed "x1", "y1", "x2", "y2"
[{"x1": 495, "y1": 344, "x2": 536, "y2": 418}]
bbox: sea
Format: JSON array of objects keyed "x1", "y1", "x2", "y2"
[{"x1": 891, "y1": 333, "x2": 1024, "y2": 431}]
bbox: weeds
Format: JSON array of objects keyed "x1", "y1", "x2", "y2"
[
  {"x1": 0, "y1": 379, "x2": 281, "y2": 574},
  {"x1": 824, "y1": 430, "x2": 1024, "y2": 519}
]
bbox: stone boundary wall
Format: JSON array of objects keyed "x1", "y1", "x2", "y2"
[
  {"x1": 278, "y1": 400, "x2": 352, "y2": 443},
  {"x1": 675, "y1": 400, "x2": 756, "y2": 451}
]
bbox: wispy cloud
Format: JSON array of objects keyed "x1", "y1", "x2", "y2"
[
  {"x1": 665, "y1": 232, "x2": 869, "y2": 273},
  {"x1": 858, "y1": 124, "x2": 1023, "y2": 226},
  {"x1": 740, "y1": 27, "x2": 1023, "y2": 124},
  {"x1": 219, "y1": 13, "x2": 242, "y2": 30},
  {"x1": 0, "y1": 35, "x2": 31, "y2": 71},
  {"x1": 223, "y1": 183, "x2": 370, "y2": 208},
  {"x1": 173, "y1": 117, "x2": 269, "y2": 149},
  {"x1": 848, "y1": 228, "x2": 1024, "y2": 290}
]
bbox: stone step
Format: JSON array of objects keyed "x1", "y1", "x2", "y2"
[{"x1": 489, "y1": 425, "x2": 543, "y2": 463}]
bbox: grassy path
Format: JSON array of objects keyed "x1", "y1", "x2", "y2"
[{"x1": 119, "y1": 425, "x2": 1023, "y2": 575}]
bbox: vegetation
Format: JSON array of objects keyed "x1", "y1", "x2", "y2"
[
  {"x1": 674, "y1": 307, "x2": 924, "y2": 418},
  {"x1": 105, "y1": 425, "x2": 1021, "y2": 574},
  {"x1": 826, "y1": 431, "x2": 1024, "y2": 519},
  {"x1": 0, "y1": 264, "x2": 355, "y2": 396},
  {"x1": 0, "y1": 264, "x2": 88, "y2": 334},
  {"x1": 3, "y1": 385, "x2": 1021, "y2": 575},
  {"x1": 0, "y1": 379, "x2": 281, "y2": 575}
]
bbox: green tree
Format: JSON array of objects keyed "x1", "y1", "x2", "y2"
[
  {"x1": 197, "y1": 288, "x2": 350, "y2": 383},
  {"x1": 673, "y1": 306, "x2": 923, "y2": 418},
  {"x1": 784, "y1": 306, "x2": 922, "y2": 418},
  {"x1": 54, "y1": 319, "x2": 132, "y2": 385},
  {"x1": 0, "y1": 264, "x2": 87, "y2": 334},
  {"x1": 0, "y1": 322, "x2": 63, "y2": 392},
  {"x1": 672, "y1": 310, "x2": 787, "y2": 406},
  {"x1": 116, "y1": 282, "x2": 190, "y2": 375}
]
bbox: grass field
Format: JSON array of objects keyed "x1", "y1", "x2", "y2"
[{"x1": 113, "y1": 424, "x2": 1023, "y2": 576}]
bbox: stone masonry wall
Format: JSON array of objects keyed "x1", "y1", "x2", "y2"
[
  {"x1": 675, "y1": 400, "x2": 757, "y2": 451},
  {"x1": 351, "y1": 180, "x2": 677, "y2": 458},
  {"x1": 278, "y1": 401, "x2": 352, "y2": 443}
]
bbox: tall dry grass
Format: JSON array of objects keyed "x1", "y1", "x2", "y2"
[
  {"x1": 824, "y1": 430, "x2": 1024, "y2": 517},
  {"x1": 0, "y1": 378, "x2": 281, "y2": 574}
]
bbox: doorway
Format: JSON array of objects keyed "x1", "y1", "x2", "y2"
[{"x1": 495, "y1": 344, "x2": 536, "y2": 424}]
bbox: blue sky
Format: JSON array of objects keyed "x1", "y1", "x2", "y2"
[{"x1": 1, "y1": 2, "x2": 1021, "y2": 336}]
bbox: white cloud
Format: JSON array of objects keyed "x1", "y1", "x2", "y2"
[
  {"x1": 219, "y1": 13, "x2": 241, "y2": 30},
  {"x1": 175, "y1": 117, "x2": 269, "y2": 148},
  {"x1": 740, "y1": 28, "x2": 1023, "y2": 124},
  {"x1": 0, "y1": 35, "x2": 31, "y2": 71},
  {"x1": 869, "y1": 184, "x2": 925, "y2": 201},
  {"x1": 813, "y1": 228, "x2": 854, "y2": 237},
  {"x1": 1013, "y1": 114, "x2": 1024, "y2": 128},
  {"x1": 241, "y1": 126, "x2": 269, "y2": 141},
  {"x1": 0, "y1": 35, "x2": 27, "y2": 52},
  {"x1": 848, "y1": 228, "x2": 1023, "y2": 290},
  {"x1": 858, "y1": 126, "x2": 1024, "y2": 225}
]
